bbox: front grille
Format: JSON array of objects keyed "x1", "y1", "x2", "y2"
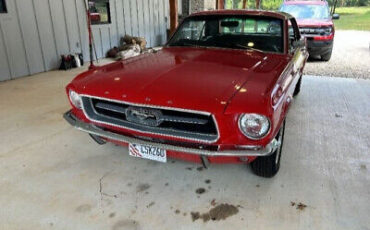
[
  {"x1": 81, "y1": 97, "x2": 219, "y2": 143},
  {"x1": 299, "y1": 27, "x2": 332, "y2": 36}
]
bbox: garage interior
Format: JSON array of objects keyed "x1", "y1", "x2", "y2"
[{"x1": 0, "y1": 0, "x2": 369, "y2": 229}]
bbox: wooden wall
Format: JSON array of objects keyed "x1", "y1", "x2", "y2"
[{"x1": 0, "y1": 0, "x2": 169, "y2": 81}]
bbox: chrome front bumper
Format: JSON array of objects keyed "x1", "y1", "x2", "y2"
[{"x1": 63, "y1": 110, "x2": 280, "y2": 157}]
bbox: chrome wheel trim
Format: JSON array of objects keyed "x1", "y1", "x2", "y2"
[{"x1": 275, "y1": 130, "x2": 283, "y2": 165}]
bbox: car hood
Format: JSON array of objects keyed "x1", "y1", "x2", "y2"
[
  {"x1": 72, "y1": 47, "x2": 286, "y2": 114},
  {"x1": 296, "y1": 18, "x2": 333, "y2": 27}
]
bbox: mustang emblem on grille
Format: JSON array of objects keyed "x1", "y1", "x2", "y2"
[{"x1": 125, "y1": 106, "x2": 163, "y2": 127}]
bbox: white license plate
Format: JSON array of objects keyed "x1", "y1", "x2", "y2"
[{"x1": 129, "y1": 143, "x2": 167, "y2": 163}]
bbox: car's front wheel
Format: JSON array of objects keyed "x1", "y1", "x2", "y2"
[
  {"x1": 250, "y1": 120, "x2": 285, "y2": 178},
  {"x1": 293, "y1": 75, "x2": 302, "y2": 96},
  {"x1": 321, "y1": 49, "x2": 332, "y2": 61}
]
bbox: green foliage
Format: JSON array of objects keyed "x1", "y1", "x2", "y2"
[
  {"x1": 225, "y1": 0, "x2": 369, "y2": 10},
  {"x1": 225, "y1": 0, "x2": 283, "y2": 10},
  {"x1": 262, "y1": 0, "x2": 284, "y2": 10},
  {"x1": 328, "y1": 0, "x2": 370, "y2": 7},
  {"x1": 334, "y1": 7, "x2": 370, "y2": 30},
  {"x1": 224, "y1": 1, "x2": 370, "y2": 31}
]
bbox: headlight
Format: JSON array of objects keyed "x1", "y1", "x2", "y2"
[
  {"x1": 238, "y1": 114, "x2": 270, "y2": 140},
  {"x1": 324, "y1": 26, "x2": 333, "y2": 34},
  {"x1": 69, "y1": 90, "x2": 82, "y2": 109}
]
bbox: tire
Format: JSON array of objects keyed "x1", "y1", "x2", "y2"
[
  {"x1": 250, "y1": 120, "x2": 285, "y2": 178},
  {"x1": 293, "y1": 76, "x2": 302, "y2": 96},
  {"x1": 321, "y1": 50, "x2": 332, "y2": 61}
]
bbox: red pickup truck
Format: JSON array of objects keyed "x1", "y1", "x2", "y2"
[
  {"x1": 280, "y1": 0, "x2": 339, "y2": 61},
  {"x1": 64, "y1": 10, "x2": 308, "y2": 177}
]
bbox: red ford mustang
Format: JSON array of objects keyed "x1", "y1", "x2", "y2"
[{"x1": 64, "y1": 10, "x2": 308, "y2": 177}]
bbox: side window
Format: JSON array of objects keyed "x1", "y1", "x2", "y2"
[
  {"x1": 0, "y1": 0, "x2": 7, "y2": 14},
  {"x1": 88, "y1": 0, "x2": 111, "y2": 25},
  {"x1": 177, "y1": 20, "x2": 205, "y2": 40}
]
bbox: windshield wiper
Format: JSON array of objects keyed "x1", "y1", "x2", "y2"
[{"x1": 169, "y1": 41, "x2": 196, "y2": 47}]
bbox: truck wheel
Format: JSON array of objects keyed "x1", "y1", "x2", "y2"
[
  {"x1": 250, "y1": 121, "x2": 285, "y2": 178},
  {"x1": 293, "y1": 76, "x2": 302, "y2": 96},
  {"x1": 321, "y1": 50, "x2": 332, "y2": 61}
]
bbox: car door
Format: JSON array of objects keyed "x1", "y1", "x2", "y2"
[
  {"x1": 282, "y1": 18, "x2": 308, "y2": 99},
  {"x1": 277, "y1": 18, "x2": 308, "y2": 114},
  {"x1": 289, "y1": 18, "x2": 308, "y2": 78}
]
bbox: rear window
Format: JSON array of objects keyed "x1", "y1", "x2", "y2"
[{"x1": 280, "y1": 4, "x2": 330, "y2": 20}]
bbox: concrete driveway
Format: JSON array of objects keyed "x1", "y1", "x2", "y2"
[{"x1": 0, "y1": 68, "x2": 369, "y2": 230}]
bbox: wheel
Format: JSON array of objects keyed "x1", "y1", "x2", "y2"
[
  {"x1": 293, "y1": 76, "x2": 302, "y2": 96},
  {"x1": 321, "y1": 49, "x2": 332, "y2": 61},
  {"x1": 250, "y1": 120, "x2": 285, "y2": 178}
]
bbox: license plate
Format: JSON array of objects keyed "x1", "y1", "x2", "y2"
[{"x1": 129, "y1": 143, "x2": 167, "y2": 163}]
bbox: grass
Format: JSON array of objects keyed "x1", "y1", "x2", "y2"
[{"x1": 334, "y1": 7, "x2": 370, "y2": 30}]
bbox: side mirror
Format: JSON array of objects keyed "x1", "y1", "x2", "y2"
[
  {"x1": 293, "y1": 39, "x2": 305, "y2": 48},
  {"x1": 332, "y1": 14, "x2": 340, "y2": 20}
]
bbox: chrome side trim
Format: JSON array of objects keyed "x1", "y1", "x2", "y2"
[
  {"x1": 80, "y1": 96, "x2": 220, "y2": 144},
  {"x1": 64, "y1": 110, "x2": 279, "y2": 157}
]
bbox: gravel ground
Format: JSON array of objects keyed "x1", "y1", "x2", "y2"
[{"x1": 304, "y1": 30, "x2": 370, "y2": 79}]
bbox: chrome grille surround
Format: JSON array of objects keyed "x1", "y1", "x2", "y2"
[
  {"x1": 80, "y1": 95, "x2": 220, "y2": 143},
  {"x1": 299, "y1": 27, "x2": 332, "y2": 36}
]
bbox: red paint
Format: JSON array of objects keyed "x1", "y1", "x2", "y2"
[
  {"x1": 191, "y1": 10, "x2": 290, "y2": 20},
  {"x1": 313, "y1": 34, "x2": 334, "y2": 41},
  {"x1": 281, "y1": 1, "x2": 336, "y2": 40},
  {"x1": 90, "y1": 13, "x2": 101, "y2": 23},
  {"x1": 295, "y1": 18, "x2": 334, "y2": 28},
  {"x1": 66, "y1": 11, "x2": 308, "y2": 164}
]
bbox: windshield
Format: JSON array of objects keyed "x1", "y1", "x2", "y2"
[
  {"x1": 167, "y1": 15, "x2": 284, "y2": 53},
  {"x1": 280, "y1": 4, "x2": 330, "y2": 19}
]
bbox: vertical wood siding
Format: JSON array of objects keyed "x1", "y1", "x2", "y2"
[{"x1": 0, "y1": 0, "x2": 169, "y2": 81}]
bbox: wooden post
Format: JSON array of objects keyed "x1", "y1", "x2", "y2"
[
  {"x1": 216, "y1": 0, "x2": 224, "y2": 9},
  {"x1": 242, "y1": 0, "x2": 247, "y2": 9},
  {"x1": 332, "y1": 0, "x2": 338, "y2": 14},
  {"x1": 169, "y1": 0, "x2": 178, "y2": 36},
  {"x1": 256, "y1": 0, "x2": 261, "y2": 9}
]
